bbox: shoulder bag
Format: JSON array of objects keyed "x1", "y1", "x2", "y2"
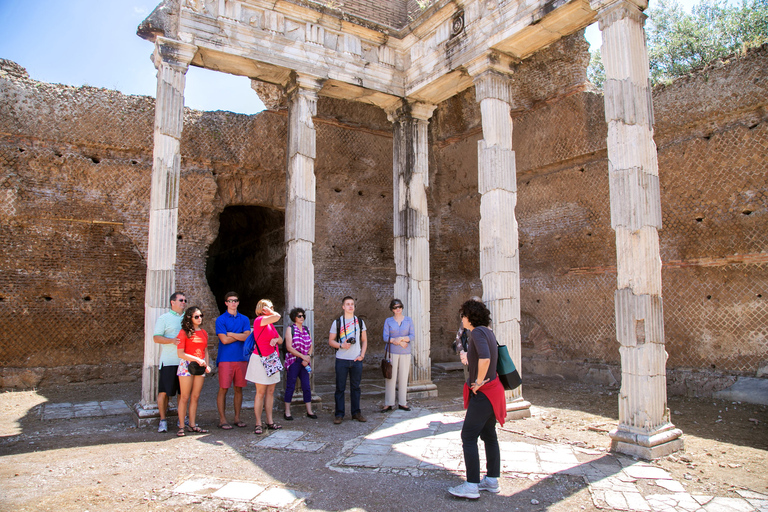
[
  {"x1": 496, "y1": 340, "x2": 522, "y2": 391},
  {"x1": 251, "y1": 323, "x2": 284, "y2": 377},
  {"x1": 381, "y1": 336, "x2": 393, "y2": 379}
]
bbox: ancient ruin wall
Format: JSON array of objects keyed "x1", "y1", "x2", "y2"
[
  {"x1": 0, "y1": 60, "x2": 395, "y2": 386},
  {"x1": 429, "y1": 44, "x2": 768, "y2": 389}
]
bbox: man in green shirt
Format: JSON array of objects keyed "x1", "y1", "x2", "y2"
[{"x1": 153, "y1": 292, "x2": 186, "y2": 433}]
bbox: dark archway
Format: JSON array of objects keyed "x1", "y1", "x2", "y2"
[{"x1": 206, "y1": 205, "x2": 285, "y2": 319}]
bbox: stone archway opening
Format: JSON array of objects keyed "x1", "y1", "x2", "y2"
[{"x1": 206, "y1": 205, "x2": 285, "y2": 318}]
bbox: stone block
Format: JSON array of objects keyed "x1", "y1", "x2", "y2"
[
  {"x1": 614, "y1": 226, "x2": 663, "y2": 296},
  {"x1": 478, "y1": 142, "x2": 517, "y2": 194},
  {"x1": 604, "y1": 77, "x2": 653, "y2": 126},
  {"x1": 609, "y1": 167, "x2": 662, "y2": 231},
  {"x1": 607, "y1": 121, "x2": 658, "y2": 175}
]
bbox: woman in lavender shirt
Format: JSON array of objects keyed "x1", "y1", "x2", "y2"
[{"x1": 380, "y1": 298, "x2": 415, "y2": 412}]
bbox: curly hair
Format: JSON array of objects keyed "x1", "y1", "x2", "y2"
[
  {"x1": 459, "y1": 299, "x2": 491, "y2": 328},
  {"x1": 289, "y1": 307, "x2": 306, "y2": 322},
  {"x1": 181, "y1": 306, "x2": 202, "y2": 338}
]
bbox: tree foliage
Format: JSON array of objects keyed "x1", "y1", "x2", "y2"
[{"x1": 588, "y1": 0, "x2": 768, "y2": 88}]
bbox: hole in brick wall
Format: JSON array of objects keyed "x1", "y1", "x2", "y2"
[
  {"x1": 707, "y1": 295, "x2": 712, "y2": 300},
  {"x1": 54, "y1": 150, "x2": 62, "y2": 157},
  {"x1": 43, "y1": 296, "x2": 52, "y2": 301},
  {"x1": 757, "y1": 294, "x2": 762, "y2": 298},
  {"x1": 206, "y1": 205, "x2": 285, "y2": 317},
  {"x1": 566, "y1": 299, "x2": 570, "y2": 303},
  {"x1": 130, "y1": 160, "x2": 138, "y2": 165},
  {"x1": 586, "y1": 232, "x2": 592, "y2": 237},
  {"x1": 536, "y1": 299, "x2": 540, "y2": 303},
  {"x1": 695, "y1": 217, "x2": 704, "y2": 222},
  {"x1": 703, "y1": 134, "x2": 712, "y2": 140},
  {"x1": 18, "y1": 148, "x2": 25, "y2": 153},
  {"x1": 83, "y1": 296, "x2": 91, "y2": 301},
  {"x1": 334, "y1": 188, "x2": 342, "y2": 193},
  {"x1": 129, "y1": 295, "x2": 136, "y2": 301},
  {"x1": 742, "y1": 210, "x2": 753, "y2": 216},
  {"x1": 90, "y1": 156, "x2": 100, "y2": 164},
  {"x1": 177, "y1": 235, "x2": 183, "y2": 240},
  {"x1": 525, "y1": 181, "x2": 530, "y2": 185},
  {"x1": 0, "y1": 296, "x2": 4, "y2": 302},
  {"x1": 749, "y1": 122, "x2": 759, "y2": 129},
  {"x1": 579, "y1": 168, "x2": 585, "y2": 173},
  {"x1": 358, "y1": 191, "x2": 364, "y2": 196},
  {"x1": 380, "y1": 193, "x2": 386, "y2": 198}
]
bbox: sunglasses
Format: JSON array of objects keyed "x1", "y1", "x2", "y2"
[
  {"x1": 296, "y1": 314, "x2": 305, "y2": 318},
  {"x1": 193, "y1": 314, "x2": 203, "y2": 319},
  {"x1": 176, "y1": 298, "x2": 187, "y2": 303},
  {"x1": 226, "y1": 299, "x2": 239, "y2": 303},
  {"x1": 393, "y1": 305, "x2": 403, "y2": 310}
]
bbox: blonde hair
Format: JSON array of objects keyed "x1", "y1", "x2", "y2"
[{"x1": 255, "y1": 299, "x2": 273, "y2": 316}]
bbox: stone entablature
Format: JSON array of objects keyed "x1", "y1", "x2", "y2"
[{"x1": 141, "y1": 0, "x2": 598, "y2": 109}]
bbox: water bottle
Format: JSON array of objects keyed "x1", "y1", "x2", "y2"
[{"x1": 305, "y1": 364, "x2": 312, "y2": 374}]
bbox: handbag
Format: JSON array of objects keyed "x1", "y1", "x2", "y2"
[
  {"x1": 497, "y1": 341, "x2": 522, "y2": 390},
  {"x1": 252, "y1": 324, "x2": 284, "y2": 377},
  {"x1": 188, "y1": 361, "x2": 206, "y2": 376},
  {"x1": 381, "y1": 339, "x2": 393, "y2": 379}
]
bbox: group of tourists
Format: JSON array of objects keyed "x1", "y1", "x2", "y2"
[
  {"x1": 153, "y1": 291, "x2": 503, "y2": 500},
  {"x1": 152, "y1": 293, "x2": 415, "y2": 434}
]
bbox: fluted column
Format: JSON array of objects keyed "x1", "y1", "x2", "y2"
[
  {"x1": 469, "y1": 60, "x2": 530, "y2": 419},
  {"x1": 140, "y1": 37, "x2": 197, "y2": 413},
  {"x1": 285, "y1": 73, "x2": 322, "y2": 355},
  {"x1": 387, "y1": 101, "x2": 438, "y2": 398},
  {"x1": 595, "y1": 0, "x2": 683, "y2": 458}
]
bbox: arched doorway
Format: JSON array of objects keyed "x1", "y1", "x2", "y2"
[{"x1": 206, "y1": 205, "x2": 285, "y2": 319}]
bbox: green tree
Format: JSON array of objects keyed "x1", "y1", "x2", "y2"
[{"x1": 587, "y1": 0, "x2": 768, "y2": 88}]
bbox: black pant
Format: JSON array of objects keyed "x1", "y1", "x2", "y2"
[{"x1": 461, "y1": 390, "x2": 500, "y2": 483}]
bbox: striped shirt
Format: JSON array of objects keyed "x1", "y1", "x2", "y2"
[{"x1": 285, "y1": 324, "x2": 312, "y2": 367}]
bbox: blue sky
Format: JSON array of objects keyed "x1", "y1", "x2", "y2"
[{"x1": 0, "y1": 0, "x2": 699, "y2": 115}]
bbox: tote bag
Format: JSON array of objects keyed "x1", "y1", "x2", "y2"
[{"x1": 497, "y1": 342, "x2": 522, "y2": 390}]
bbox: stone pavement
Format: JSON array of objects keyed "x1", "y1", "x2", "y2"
[
  {"x1": 30, "y1": 381, "x2": 767, "y2": 511},
  {"x1": 165, "y1": 407, "x2": 766, "y2": 511}
]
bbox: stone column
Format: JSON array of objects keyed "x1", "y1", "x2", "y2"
[
  {"x1": 138, "y1": 37, "x2": 197, "y2": 420},
  {"x1": 285, "y1": 74, "x2": 322, "y2": 395},
  {"x1": 596, "y1": 0, "x2": 683, "y2": 458},
  {"x1": 469, "y1": 62, "x2": 530, "y2": 419},
  {"x1": 387, "y1": 101, "x2": 438, "y2": 398}
]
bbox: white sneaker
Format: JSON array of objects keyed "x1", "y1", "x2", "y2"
[
  {"x1": 478, "y1": 476, "x2": 500, "y2": 493},
  {"x1": 157, "y1": 419, "x2": 168, "y2": 433},
  {"x1": 448, "y1": 481, "x2": 479, "y2": 499}
]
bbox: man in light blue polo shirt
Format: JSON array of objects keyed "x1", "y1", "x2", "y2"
[
  {"x1": 153, "y1": 291, "x2": 186, "y2": 433},
  {"x1": 215, "y1": 291, "x2": 251, "y2": 429}
]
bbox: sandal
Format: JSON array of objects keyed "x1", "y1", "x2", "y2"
[
  {"x1": 189, "y1": 425, "x2": 208, "y2": 433},
  {"x1": 254, "y1": 424, "x2": 263, "y2": 435},
  {"x1": 218, "y1": 423, "x2": 233, "y2": 430},
  {"x1": 266, "y1": 423, "x2": 282, "y2": 430},
  {"x1": 177, "y1": 428, "x2": 185, "y2": 437},
  {"x1": 234, "y1": 421, "x2": 247, "y2": 428}
]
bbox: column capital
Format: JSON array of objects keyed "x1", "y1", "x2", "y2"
[
  {"x1": 472, "y1": 69, "x2": 513, "y2": 105},
  {"x1": 286, "y1": 72, "x2": 325, "y2": 98},
  {"x1": 592, "y1": 0, "x2": 647, "y2": 31},
  {"x1": 384, "y1": 100, "x2": 436, "y2": 123},
  {"x1": 153, "y1": 36, "x2": 198, "y2": 72}
]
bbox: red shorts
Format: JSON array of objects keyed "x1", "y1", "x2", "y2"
[{"x1": 218, "y1": 361, "x2": 248, "y2": 389}]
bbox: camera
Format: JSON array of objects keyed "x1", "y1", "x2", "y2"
[{"x1": 347, "y1": 337, "x2": 357, "y2": 345}]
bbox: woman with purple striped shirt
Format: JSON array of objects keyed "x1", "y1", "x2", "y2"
[{"x1": 283, "y1": 307, "x2": 317, "y2": 420}]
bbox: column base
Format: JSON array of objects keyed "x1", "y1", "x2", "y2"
[
  {"x1": 132, "y1": 402, "x2": 178, "y2": 428},
  {"x1": 506, "y1": 397, "x2": 532, "y2": 420},
  {"x1": 407, "y1": 382, "x2": 438, "y2": 399},
  {"x1": 610, "y1": 424, "x2": 684, "y2": 460}
]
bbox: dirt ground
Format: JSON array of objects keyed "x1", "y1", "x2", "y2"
[{"x1": 0, "y1": 370, "x2": 766, "y2": 511}]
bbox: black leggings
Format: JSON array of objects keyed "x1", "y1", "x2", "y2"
[{"x1": 461, "y1": 390, "x2": 500, "y2": 483}]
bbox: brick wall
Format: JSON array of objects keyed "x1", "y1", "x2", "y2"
[{"x1": 1, "y1": 43, "x2": 766, "y2": 390}]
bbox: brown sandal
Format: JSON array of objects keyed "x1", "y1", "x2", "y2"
[
  {"x1": 177, "y1": 428, "x2": 185, "y2": 437},
  {"x1": 266, "y1": 423, "x2": 282, "y2": 430},
  {"x1": 254, "y1": 424, "x2": 263, "y2": 435}
]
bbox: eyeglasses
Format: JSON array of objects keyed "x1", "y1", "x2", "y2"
[
  {"x1": 393, "y1": 305, "x2": 403, "y2": 310},
  {"x1": 193, "y1": 314, "x2": 203, "y2": 319},
  {"x1": 296, "y1": 314, "x2": 305, "y2": 318},
  {"x1": 226, "y1": 299, "x2": 239, "y2": 303},
  {"x1": 176, "y1": 298, "x2": 187, "y2": 303}
]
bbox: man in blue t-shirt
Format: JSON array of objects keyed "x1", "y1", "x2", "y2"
[{"x1": 215, "y1": 291, "x2": 251, "y2": 429}]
